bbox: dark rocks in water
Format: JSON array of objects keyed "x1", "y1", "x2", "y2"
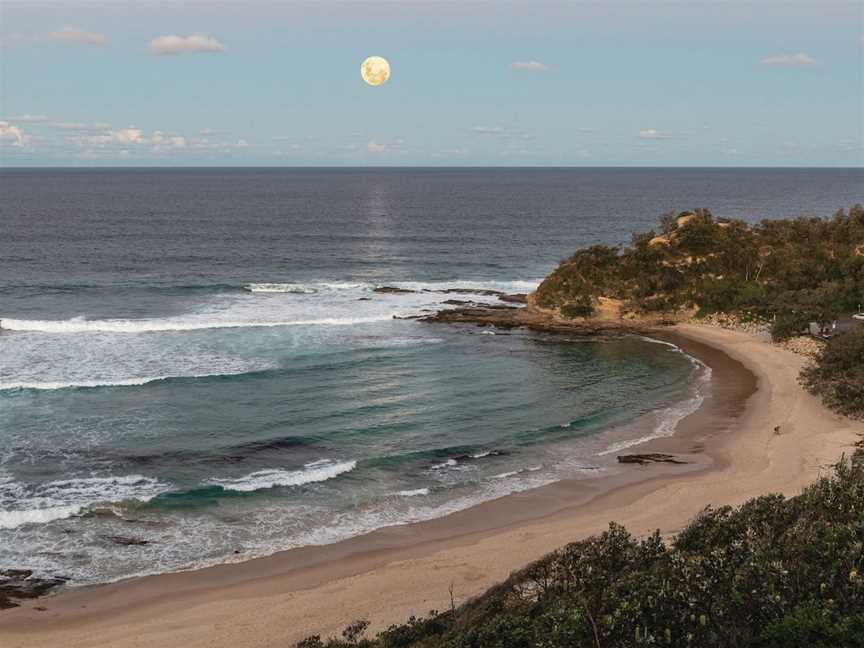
[
  {"x1": 442, "y1": 299, "x2": 477, "y2": 306},
  {"x1": 357, "y1": 297, "x2": 372, "y2": 301},
  {"x1": 374, "y1": 286, "x2": 416, "y2": 294},
  {"x1": 419, "y1": 306, "x2": 523, "y2": 329},
  {"x1": 100, "y1": 534, "x2": 151, "y2": 546},
  {"x1": 0, "y1": 570, "x2": 68, "y2": 609},
  {"x1": 616, "y1": 453, "x2": 688, "y2": 465},
  {"x1": 428, "y1": 288, "x2": 506, "y2": 296},
  {"x1": 419, "y1": 302, "x2": 651, "y2": 337},
  {"x1": 392, "y1": 314, "x2": 422, "y2": 320},
  {"x1": 499, "y1": 293, "x2": 528, "y2": 304}
]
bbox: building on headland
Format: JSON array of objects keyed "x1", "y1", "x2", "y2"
[{"x1": 808, "y1": 316, "x2": 863, "y2": 340}]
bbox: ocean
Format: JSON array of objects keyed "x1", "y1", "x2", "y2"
[{"x1": 1, "y1": 167, "x2": 861, "y2": 586}]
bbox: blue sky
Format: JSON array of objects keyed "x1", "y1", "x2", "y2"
[{"x1": 1, "y1": 1, "x2": 862, "y2": 166}]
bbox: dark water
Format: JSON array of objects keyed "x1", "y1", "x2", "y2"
[{"x1": 0, "y1": 167, "x2": 860, "y2": 585}]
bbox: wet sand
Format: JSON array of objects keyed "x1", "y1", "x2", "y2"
[{"x1": 1, "y1": 323, "x2": 861, "y2": 647}]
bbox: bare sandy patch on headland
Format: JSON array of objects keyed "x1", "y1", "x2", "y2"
[{"x1": 1, "y1": 323, "x2": 860, "y2": 648}]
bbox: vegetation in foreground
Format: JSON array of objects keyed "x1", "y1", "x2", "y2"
[{"x1": 297, "y1": 451, "x2": 864, "y2": 648}]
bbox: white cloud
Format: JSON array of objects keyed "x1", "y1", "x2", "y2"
[
  {"x1": 112, "y1": 128, "x2": 145, "y2": 144},
  {"x1": 365, "y1": 138, "x2": 405, "y2": 153},
  {"x1": 638, "y1": 129, "x2": 676, "y2": 140},
  {"x1": 148, "y1": 34, "x2": 225, "y2": 56},
  {"x1": 471, "y1": 126, "x2": 534, "y2": 141},
  {"x1": 473, "y1": 126, "x2": 507, "y2": 136},
  {"x1": 511, "y1": 60, "x2": 549, "y2": 72},
  {"x1": 760, "y1": 52, "x2": 815, "y2": 66},
  {"x1": 49, "y1": 121, "x2": 112, "y2": 132},
  {"x1": 67, "y1": 126, "x2": 189, "y2": 151},
  {"x1": 5, "y1": 114, "x2": 49, "y2": 123},
  {"x1": 0, "y1": 121, "x2": 27, "y2": 147},
  {"x1": 47, "y1": 28, "x2": 108, "y2": 46},
  {"x1": 151, "y1": 131, "x2": 186, "y2": 151}
]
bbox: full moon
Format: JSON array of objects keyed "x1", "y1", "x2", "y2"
[{"x1": 361, "y1": 56, "x2": 390, "y2": 86}]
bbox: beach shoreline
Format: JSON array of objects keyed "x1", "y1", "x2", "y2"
[{"x1": 1, "y1": 322, "x2": 861, "y2": 648}]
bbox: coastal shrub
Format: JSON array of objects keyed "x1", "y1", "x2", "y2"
[
  {"x1": 534, "y1": 205, "x2": 864, "y2": 323},
  {"x1": 801, "y1": 327, "x2": 864, "y2": 418},
  {"x1": 770, "y1": 312, "x2": 811, "y2": 341},
  {"x1": 533, "y1": 205, "x2": 864, "y2": 414},
  {"x1": 297, "y1": 451, "x2": 864, "y2": 648},
  {"x1": 560, "y1": 296, "x2": 595, "y2": 319}
]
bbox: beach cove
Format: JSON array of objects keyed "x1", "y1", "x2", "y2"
[{"x1": 2, "y1": 320, "x2": 860, "y2": 647}]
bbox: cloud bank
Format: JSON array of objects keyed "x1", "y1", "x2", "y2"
[
  {"x1": 511, "y1": 60, "x2": 549, "y2": 72},
  {"x1": 148, "y1": 34, "x2": 225, "y2": 56},
  {"x1": 760, "y1": 52, "x2": 815, "y2": 66},
  {"x1": 638, "y1": 129, "x2": 676, "y2": 140},
  {"x1": 0, "y1": 121, "x2": 27, "y2": 147},
  {"x1": 47, "y1": 28, "x2": 108, "y2": 46}
]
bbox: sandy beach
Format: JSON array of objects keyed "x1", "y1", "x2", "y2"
[{"x1": 1, "y1": 322, "x2": 861, "y2": 648}]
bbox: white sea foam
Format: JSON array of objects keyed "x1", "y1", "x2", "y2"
[
  {"x1": 0, "y1": 504, "x2": 84, "y2": 529},
  {"x1": 207, "y1": 460, "x2": 356, "y2": 493},
  {"x1": 599, "y1": 341, "x2": 714, "y2": 456},
  {"x1": 0, "y1": 315, "x2": 390, "y2": 334},
  {"x1": 389, "y1": 279, "x2": 542, "y2": 293},
  {"x1": 430, "y1": 459, "x2": 458, "y2": 470},
  {"x1": 1, "y1": 278, "x2": 537, "y2": 337},
  {"x1": 0, "y1": 367, "x2": 264, "y2": 392},
  {"x1": 396, "y1": 488, "x2": 430, "y2": 497},
  {"x1": 244, "y1": 283, "x2": 318, "y2": 294},
  {"x1": 0, "y1": 474, "x2": 169, "y2": 530},
  {"x1": 490, "y1": 464, "x2": 542, "y2": 480}
]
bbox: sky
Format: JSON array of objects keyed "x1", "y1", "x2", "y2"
[{"x1": 1, "y1": 0, "x2": 862, "y2": 167}]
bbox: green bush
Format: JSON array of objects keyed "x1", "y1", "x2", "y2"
[
  {"x1": 801, "y1": 327, "x2": 864, "y2": 418},
  {"x1": 770, "y1": 312, "x2": 811, "y2": 341},
  {"x1": 534, "y1": 204, "x2": 864, "y2": 323},
  {"x1": 560, "y1": 296, "x2": 595, "y2": 319}
]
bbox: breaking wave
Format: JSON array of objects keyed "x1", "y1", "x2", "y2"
[
  {"x1": 0, "y1": 368, "x2": 270, "y2": 392},
  {"x1": 205, "y1": 460, "x2": 357, "y2": 493},
  {"x1": 0, "y1": 474, "x2": 169, "y2": 530},
  {"x1": 0, "y1": 316, "x2": 391, "y2": 334},
  {"x1": 599, "y1": 337, "x2": 713, "y2": 455}
]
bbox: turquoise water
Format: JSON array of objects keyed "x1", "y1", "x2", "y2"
[{"x1": 1, "y1": 167, "x2": 858, "y2": 585}]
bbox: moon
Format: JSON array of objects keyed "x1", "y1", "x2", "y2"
[{"x1": 361, "y1": 56, "x2": 390, "y2": 86}]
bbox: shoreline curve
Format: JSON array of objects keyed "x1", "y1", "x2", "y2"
[{"x1": 1, "y1": 323, "x2": 861, "y2": 648}]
